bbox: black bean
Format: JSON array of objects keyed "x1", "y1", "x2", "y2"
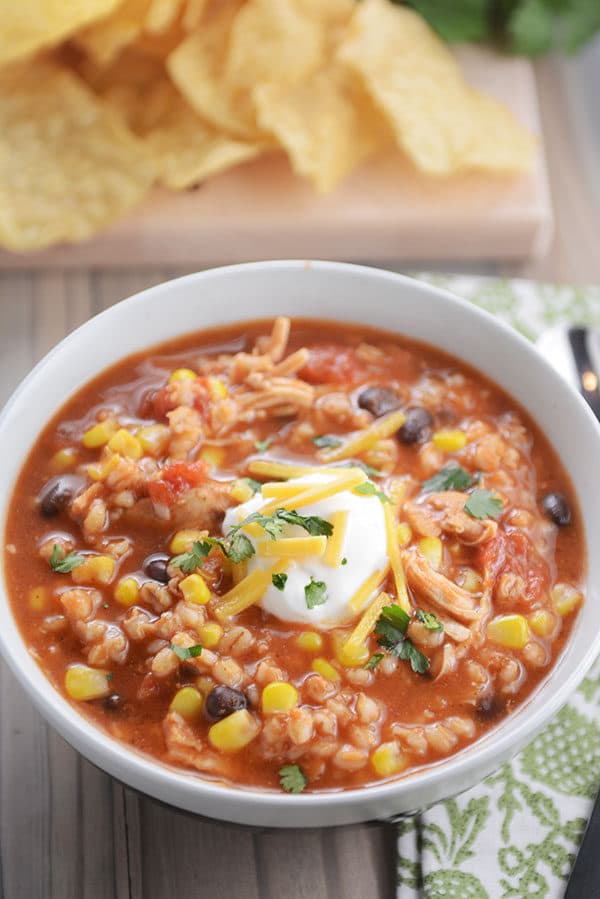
[
  {"x1": 143, "y1": 553, "x2": 171, "y2": 583},
  {"x1": 357, "y1": 386, "x2": 402, "y2": 418},
  {"x1": 38, "y1": 476, "x2": 75, "y2": 518},
  {"x1": 205, "y1": 685, "x2": 248, "y2": 721},
  {"x1": 398, "y1": 407, "x2": 433, "y2": 445},
  {"x1": 103, "y1": 693, "x2": 122, "y2": 710},
  {"x1": 542, "y1": 492, "x2": 571, "y2": 527},
  {"x1": 475, "y1": 694, "x2": 503, "y2": 720}
]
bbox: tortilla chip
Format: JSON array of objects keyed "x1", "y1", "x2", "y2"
[
  {"x1": 0, "y1": 0, "x2": 122, "y2": 65},
  {"x1": 254, "y1": 64, "x2": 388, "y2": 192},
  {"x1": 76, "y1": 0, "x2": 151, "y2": 66},
  {"x1": 337, "y1": 0, "x2": 533, "y2": 175},
  {"x1": 0, "y1": 61, "x2": 156, "y2": 251},
  {"x1": 167, "y1": 0, "x2": 262, "y2": 140}
]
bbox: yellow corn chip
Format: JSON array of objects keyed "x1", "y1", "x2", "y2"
[
  {"x1": 76, "y1": 0, "x2": 152, "y2": 66},
  {"x1": 0, "y1": 0, "x2": 122, "y2": 66},
  {"x1": 224, "y1": 0, "x2": 327, "y2": 90},
  {"x1": 337, "y1": 0, "x2": 533, "y2": 176},
  {"x1": 167, "y1": 0, "x2": 262, "y2": 140},
  {"x1": 254, "y1": 64, "x2": 388, "y2": 192},
  {"x1": 0, "y1": 62, "x2": 156, "y2": 252},
  {"x1": 145, "y1": 0, "x2": 184, "y2": 33},
  {"x1": 181, "y1": 0, "x2": 209, "y2": 31}
]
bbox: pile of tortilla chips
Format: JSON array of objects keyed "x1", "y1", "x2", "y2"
[{"x1": 0, "y1": 0, "x2": 534, "y2": 252}]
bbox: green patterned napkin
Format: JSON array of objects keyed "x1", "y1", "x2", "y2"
[{"x1": 396, "y1": 276, "x2": 600, "y2": 899}]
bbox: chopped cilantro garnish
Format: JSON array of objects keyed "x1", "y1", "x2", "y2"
[
  {"x1": 254, "y1": 438, "x2": 272, "y2": 453},
  {"x1": 374, "y1": 605, "x2": 429, "y2": 675},
  {"x1": 341, "y1": 557, "x2": 348, "y2": 566},
  {"x1": 274, "y1": 509, "x2": 333, "y2": 537},
  {"x1": 364, "y1": 652, "x2": 384, "y2": 671},
  {"x1": 169, "y1": 643, "x2": 203, "y2": 660},
  {"x1": 272, "y1": 573, "x2": 288, "y2": 591},
  {"x1": 416, "y1": 609, "x2": 443, "y2": 632},
  {"x1": 242, "y1": 477, "x2": 262, "y2": 494},
  {"x1": 279, "y1": 764, "x2": 307, "y2": 794},
  {"x1": 304, "y1": 577, "x2": 328, "y2": 610},
  {"x1": 312, "y1": 434, "x2": 343, "y2": 449},
  {"x1": 49, "y1": 544, "x2": 85, "y2": 573},
  {"x1": 354, "y1": 481, "x2": 391, "y2": 503},
  {"x1": 171, "y1": 540, "x2": 212, "y2": 574},
  {"x1": 464, "y1": 488, "x2": 503, "y2": 520},
  {"x1": 106, "y1": 673, "x2": 114, "y2": 682},
  {"x1": 422, "y1": 463, "x2": 474, "y2": 493}
]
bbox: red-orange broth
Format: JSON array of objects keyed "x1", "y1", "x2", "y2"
[{"x1": 3, "y1": 318, "x2": 585, "y2": 792}]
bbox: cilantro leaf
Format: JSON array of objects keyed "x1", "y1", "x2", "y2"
[
  {"x1": 464, "y1": 489, "x2": 503, "y2": 520},
  {"x1": 354, "y1": 481, "x2": 391, "y2": 503},
  {"x1": 405, "y1": 0, "x2": 491, "y2": 43},
  {"x1": 341, "y1": 557, "x2": 348, "y2": 566},
  {"x1": 275, "y1": 509, "x2": 333, "y2": 537},
  {"x1": 373, "y1": 605, "x2": 429, "y2": 675},
  {"x1": 242, "y1": 477, "x2": 262, "y2": 495},
  {"x1": 313, "y1": 434, "x2": 343, "y2": 449},
  {"x1": 364, "y1": 653, "x2": 384, "y2": 671},
  {"x1": 416, "y1": 609, "x2": 443, "y2": 632},
  {"x1": 507, "y1": 0, "x2": 554, "y2": 56},
  {"x1": 422, "y1": 463, "x2": 474, "y2": 493},
  {"x1": 171, "y1": 540, "x2": 211, "y2": 574},
  {"x1": 169, "y1": 643, "x2": 203, "y2": 660},
  {"x1": 279, "y1": 764, "x2": 307, "y2": 794},
  {"x1": 225, "y1": 532, "x2": 255, "y2": 563},
  {"x1": 272, "y1": 573, "x2": 288, "y2": 591},
  {"x1": 304, "y1": 577, "x2": 328, "y2": 610},
  {"x1": 254, "y1": 438, "x2": 272, "y2": 453},
  {"x1": 49, "y1": 544, "x2": 85, "y2": 573}
]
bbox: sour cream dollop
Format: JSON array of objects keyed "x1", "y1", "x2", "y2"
[{"x1": 222, "y1": 473, "x2": 389, "y2": 628}]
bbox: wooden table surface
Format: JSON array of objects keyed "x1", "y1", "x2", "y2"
[{"x1": 1, "y1": 58, "x2": 600, "y2": 899}]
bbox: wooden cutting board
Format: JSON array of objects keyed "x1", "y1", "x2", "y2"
[{"x1": 0, "y1": 46, "x2": 552, "y2": 268}]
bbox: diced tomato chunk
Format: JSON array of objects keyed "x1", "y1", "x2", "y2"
[
  {"x1": 148, "y1": 460, "x2": 210, "y2": 507},
  {"x1": 479, "y1": 530, "x2": 549, "y2": 606},
  {"x1": 299, "y1": 346, "x2": 364, "y2": 385}
]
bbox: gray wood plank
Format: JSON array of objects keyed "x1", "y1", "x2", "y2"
[{"x1": 254, "y1": 829, "x2": 331, "y2": 899}]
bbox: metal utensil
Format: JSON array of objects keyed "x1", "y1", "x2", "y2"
[{"x1": 536, "y1": 324, "x2": 600, "y2": 898}]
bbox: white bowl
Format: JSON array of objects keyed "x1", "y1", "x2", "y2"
[{"x1": 1, "y1": 261, "x2": 599, "y2": 828}]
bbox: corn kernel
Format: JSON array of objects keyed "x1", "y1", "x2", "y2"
[
  {"x1": 529, "y1": 609, "x2": 557, "y2": 638},
  {"x1": 418, "y1": 536, "x2": 443, "y2": 570},
  {"x1": 296, "y1": 631, "x2": 323, "y2": 653},
  {"x1": 137, "y1": 425, "x2": 170, "y2": 456},
  {"x1": 208, "y1": 709, "x2": 260, "y2": 751},
  {"x1": 396, "y1": 522, "x2": 412, "y2": 547},
  {"x1": 432, "y1": 429, "x2": 467, "y2": 452},
  {"x1": 198, "y1": 622, "x2": 222, "y2": 648},
  {"x1": 551, "y1": 583, "x2": 583, "y2": 617},
  {"x1": 108, "y1": 428, "x2": 143, "y2": 461},
  {"x1": 170, "y1": 686, "x2": 204, "y2": 720},
  {"x1": 114, "y1": 576, "x2": 139, "y2": 607},
  {"x1": 82, "y1": 420, "x2": 117, "y2": 449},
  {"x1": 29, "y1": 586, "x2": 47, "y2": 611},
  {"x1": 195, "y1": 675, "x2": 214, "y2": 695},
  {"x1": 50, "y1": 448, "x2": 78, "y2": 472},
  {"x1": 65, "y1": 665, "x2": 111, "y2": 701},
  {"x1": 170, "y1": 529, "x2": 206, "y2": 554},
  {"x1": 230, "y1": 479, "x2": 256, "y2": 503},
  {"x1": 460, "y1": 568, "x2": 482, "y2": 593},
  {"x1": 180, "y1": 573, "x2": 211, "y2": 605},
  {"x1": 311, "y1": 658, "x2": 341, "y2": 683},
  {"x1": 199, "y1": 446, "x2": 225, "y2": 468},
  {"x1": 207, "y1": 376, "x2": 228, "y2": 400},
  {"x1": 486, "y1": 614, "x2": 529, "y2": 649},
  {"x1": 336, "y1": 639, "x2": 370, "y2": 668},
  {"x1": 169, "y1": 368, "x2": 197, "y2": 384},
  {"x1": 371, "y1": 742, "x2": 406, "y2": 778},
  {"x1": 261, "y1": 681, "x2": 299, "y2": 714},
  {"x1": 72, "y1": 555, "x2": 115, "y2": 586},
  {"x1": 86, "y1": 453, "x2": 120, "y2": 482}
]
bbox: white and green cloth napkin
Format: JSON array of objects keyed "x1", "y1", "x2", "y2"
[{"x1": 396, "y1": 276, "x2": 600, "y2": 899}]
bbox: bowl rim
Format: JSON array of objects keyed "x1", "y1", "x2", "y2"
[{"x1": 1, "y1": 259, "x2": 599, "y2": 824}]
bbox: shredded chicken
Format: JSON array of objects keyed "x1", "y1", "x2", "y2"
[
  {"x1": 402, "y1": 548, "x2": 479, "y2": 623},
  {"x1": 163, "y1": 711, "x2": 226, "y2": 774},
  {"x1": 404, "y1": 491, "x2": 498, "y2": 545}
]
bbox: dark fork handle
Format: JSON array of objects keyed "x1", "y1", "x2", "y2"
[
  {"x1": 567, "y1": 327, "x2": 600, "y2": 420},
  {"x1": 564, "y1": 788, "x2": 600, "y2": 897}
]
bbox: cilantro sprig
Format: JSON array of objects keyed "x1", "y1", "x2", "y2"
[
  {"x1": 304, "y1": 577, "x2": 328, "y2": 610},
  {"x1": 171, "y1": 540, "x2": 211, "y2": 574},
  {"x1": 279, "y1": 764, "x2": 307, "y2": 794},
  {"x1": 169, "y1": 643, "x2": 203, "y2": 660},
  {"x1": 416, "y1": 609, "x2": 443, "y2": 632},
  {"x1": 364, "y1": 652, "x2": 384, "y2": 671},
  {"x1": 374, "y1": 605, "x2": 430, "y2": 675},
  {"x1": 464, "y1": 489, "x2": 503, "y2": 520},
  {"x1": 422, "y1": 463, "x2": 475, "y2": 493},
  {"x1": 49, "y1": 544, "x2": 85, "y2": 573},
  {"x1": 272, "y1": 573, "x2": 288, "y2": 591},
  {"x1": 354, "y1": 481, "x2": 391, "y2": 503}
]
